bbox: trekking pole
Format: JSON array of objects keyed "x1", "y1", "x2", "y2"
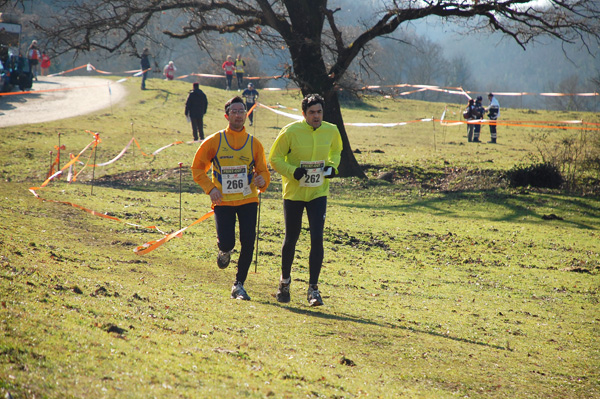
[
  {"x1": 178, "y1": 162, "x2": 183, "y2": 231},
  {"x1": 130, "y1": 122, "x2": 135, "y2": 166},
  {"x1": 254, "y1": 191, "x2": 262, "y2": 273},
  {"x1": 57, "y1": 132, "x2": 61, "y2": 170},
  {"x1": 432, "y1": 117, "x2": 437, "y2": 153},
  {"x1": 108, "y1": 82, "x2": 113, "y2": 114},
  {"x1": 91, "y1": 139, "x2": 98, "y2": 195},
  {"x1": 47, "y1": 151, "x2": 53, "y2": 178}
]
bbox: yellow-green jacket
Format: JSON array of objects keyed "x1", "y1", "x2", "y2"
[{"x1": 269, "y1": 119, "x2": 343, "y2": 202}]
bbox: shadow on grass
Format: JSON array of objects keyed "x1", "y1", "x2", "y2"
[
  {"x1": 89, "y1": 169, "x2": 284, "y2": 200},
  {"x1": 336, "y1": 190, "x2": 599, "y2": 230},
  {"x1": 265, "y1": 302, "x2": 508, "y2": 351}
]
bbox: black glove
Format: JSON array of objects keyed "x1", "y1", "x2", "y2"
[
  {"x1": 323, "y1": 166, "x2": 336, "y2": 178},
  {"x1": 293, "y1": 167, "x2": 308, "y2": 180}
]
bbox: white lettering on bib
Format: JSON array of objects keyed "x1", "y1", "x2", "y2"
[{"x1": 299, "y1": 160, "x2": 325, "y2": 187}]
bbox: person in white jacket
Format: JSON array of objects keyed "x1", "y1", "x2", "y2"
[{"x1": 486, "y1": 93, "x2": 500, "y2": 143}]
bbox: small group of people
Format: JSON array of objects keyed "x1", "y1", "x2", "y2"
[
  {"x1": 222, "y1": 54, "x2": 247, "y2": 91},
  {"x1": 191, "y1": 93, "x2": 342, "y2": 306},
  {"x1": 464, "y1": 93, "x2": 500, "y2": 143},
  {"x1": 140, "y1": 52, "x2": 249, "y2": 93},
  {"x1": 27, "y1": 40, "x2": 51, "y2": 80},
  {"x1": 138, "y1": 49, "x2": 176, "y2": 88}
]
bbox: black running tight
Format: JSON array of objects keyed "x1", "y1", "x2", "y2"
[{"x1": 281, "y1": 196, "x2": 327, "y2": 285}]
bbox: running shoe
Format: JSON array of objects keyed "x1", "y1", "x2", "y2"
[
  {"x1": 307, "y1": 284, "x2": 323, "y2": 306},
  {"x1": 217, "y1": 250, "x2": 231, "y2": 269},
  {"x1": 276, "y1": 280, "x2": 291, "y2": 303},
  {"x1": 231, "y1": 282, "x2": 250, "y2": 300}
]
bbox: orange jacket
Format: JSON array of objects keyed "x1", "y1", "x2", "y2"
[{"x1": 191, "y1": 126, "x2": 270, "y2": 207}]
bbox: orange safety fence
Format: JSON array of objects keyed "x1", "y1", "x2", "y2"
[
  {"x1": 439, "y1": 119, "x2": 600, "y2": 131},
  {"x1": 3, "y1": 62, "x2": 596, "y2": 99},
  {"x1": 134, "y1": 210, "x2": 214, "y2": 255},
  {"x1": 30, "y1": 131, "x2": 160, "y2": 233},
  {"x1": 28, "y1": 130, "x2": 215, "y2": 253}
]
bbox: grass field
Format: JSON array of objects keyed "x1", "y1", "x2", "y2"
[{"x1": 1, "y1": 77, "x2": 599, "y2": 398}]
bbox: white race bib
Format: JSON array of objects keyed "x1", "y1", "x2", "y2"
[
  {"x1": 221, "y1": 165, "x2": 250, "y2": 195},
  {"x1": 299, "y1": 160, "x2": 325, "y2": 188}
]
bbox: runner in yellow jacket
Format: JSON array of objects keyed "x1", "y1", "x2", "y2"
[
  {"x1": 192, "y1": 96, "x2": 270, "y2": 301},
  {"x1": 268, "y1": 93, "x2": 342, "y2": 306}
]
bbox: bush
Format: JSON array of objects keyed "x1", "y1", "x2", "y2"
[{"x1": 506, "y1": 162, "x2": 564, "y2": 189}]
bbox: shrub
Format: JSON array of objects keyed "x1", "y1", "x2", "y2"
[{"x1": 506, "y1": 162, "x2": 564, "y2": 189}]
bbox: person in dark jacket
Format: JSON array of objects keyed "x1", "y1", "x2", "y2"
[
  {"x1": 140, "y1": 48, "x2": 151, "y2": 90},
  {"x1": 185, "y1": 83, "x2": 209, "y2": 141},
  {"x1": 472, "y1": 96, "x2": 485, "y2": 143}
]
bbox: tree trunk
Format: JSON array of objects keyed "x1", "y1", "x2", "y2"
[
  {"x1": 283, "y1": 3, "x2": 366, "y2": 178},
  {"x1": 322, "y1": 91, "x2": 366, "y2": 178}
]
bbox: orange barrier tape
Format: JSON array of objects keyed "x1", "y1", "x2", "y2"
[
  {"x1": 440, "y1": 119, "x2": 600, "y2": 130},
  {"x1": 30, "y1": 133, "x2": 165, "y2": 233},
  {"x1": 10, "y1": 62, "x2": 597, "y2": 99},
  {"x1": 134, "y1": 210, "x2": 214, "y2": 255},
  {"x1": 48, "y1": 64, "x2": 89, "y2": 77},
  {"x1": 345, "y1": 118, "x2": 433, "y2": 127},
  {"x1": 189, "y1": 72, "x2": 287, "y2": 81},
  {"x1": 30, "y1": 191, "x2": 164, "y2": 233},
  {"x1": 152, "y1": 140, "x2": 185, "y2": 155},
  {"x1": 247, "y1": 103, "x2": 258, "y2": 116},
  {"x1": 0, "y1": 83, "x2": 114, "y2": 97},
  {"x1": 360, "y1": 83, "x2": 600, "y2": 98},
  {"x1": 90, "y1": 137, "x2": 135, "y2": 167},
  {"x1": 133, "y1": 137, "x2": 154, "y2": 157},
  {"x1": 30, "y1": 138, "x2": 97, "y2": 193},
  {"x1": 257, "y1": 102, "x2": 302, "y2": 120}
]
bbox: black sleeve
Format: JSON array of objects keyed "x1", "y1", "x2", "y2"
[{"x1": 201, "y1": 92, "x2": 208, "y2": 114}]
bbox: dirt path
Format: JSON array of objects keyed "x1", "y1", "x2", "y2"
[{"x1": 0, "y1": 76, "x2": 128, "y2": 127}]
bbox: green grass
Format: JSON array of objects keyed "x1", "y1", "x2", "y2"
[{"x1": 1, "y1": 77, "x2": 599, "y2": 398}]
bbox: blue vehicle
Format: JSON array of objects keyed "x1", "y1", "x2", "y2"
[{"x1": 0, "y1": 19, "x2": 22, "y2": 92}]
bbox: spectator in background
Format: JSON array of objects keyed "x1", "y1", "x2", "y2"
[
  {"x1": 242, "y1": 82, "x2": 259, "y2": 126},
  {"x1": 27, "y1": 40, "x2": 41, "y2": 81},
  {"x1": 463, "y1": 98, "x2": 476, "y2": 142},
  {"x1": 140, "y1": 48, "x2": 151, "y2": 90},
  {"x1": 185, "y1": 82, "x2": 209, "y2": 141},
  {"x1": 163, "y1": 61, "x2": 176, "y2": 80},
  {"x1": 40, "y1": 51, "x2": 51, "y2": 76},
  {"x1": 222, "y1": 55, "x2": 234, "y2": 90},
  {"x1": 486, "y1": 93, "x2": 500, "y2": 144},
  {"x1": 472, "y1": 96, "x2": 485, "y2": 143},
  {"x1": 234, "y1": 54, "x2": 246, "y2": 91}
]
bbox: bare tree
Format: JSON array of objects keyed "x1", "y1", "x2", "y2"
[
  {"x1": 446, "y1": 54, "x2": 475, "y2": 90},
  {"x1": 545, "y1": 74, "x2": 585, "y2": 111},
  {"x1": 34, "y1": 1, "x2": 600, "y2": 177}
]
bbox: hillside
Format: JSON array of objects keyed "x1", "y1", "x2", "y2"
[{"x1": 1, "y1": 77, "x2": 599, "y2": 399}]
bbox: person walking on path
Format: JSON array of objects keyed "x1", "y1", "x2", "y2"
[
  {"x1": 234, "y1": 54, "x2": 246, "y2": 91},
  {"x1": 486, "y1": 92, "x2": 500, "y2": 143},
  {"x1": 242, "y1": 82, "x2": 259, "y2": 126},
  {"x1": 222, "y1": 55, "x2": 235, "y2": 90},
  {"x1": 191, "y1": 96, "x2": 270, "y2": 301},
  {"x1": 185, "y1": 82, "x2": 208, "y2": 141},
  {"x1": 40, "y1": 51, "x2": 51, "y2": 76},
  {"x1": 140, "y1": 48, "x2": 151, "y2": 90},
  {"x1": 163, "y1": 60, "x2": 176, "y2": 80},
  {"x1": 27, "y1": 40, "x2": 41, "y2": 81},
  {"x1": 268, "y1": 93, "x2": 343, "y2": 306}
]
